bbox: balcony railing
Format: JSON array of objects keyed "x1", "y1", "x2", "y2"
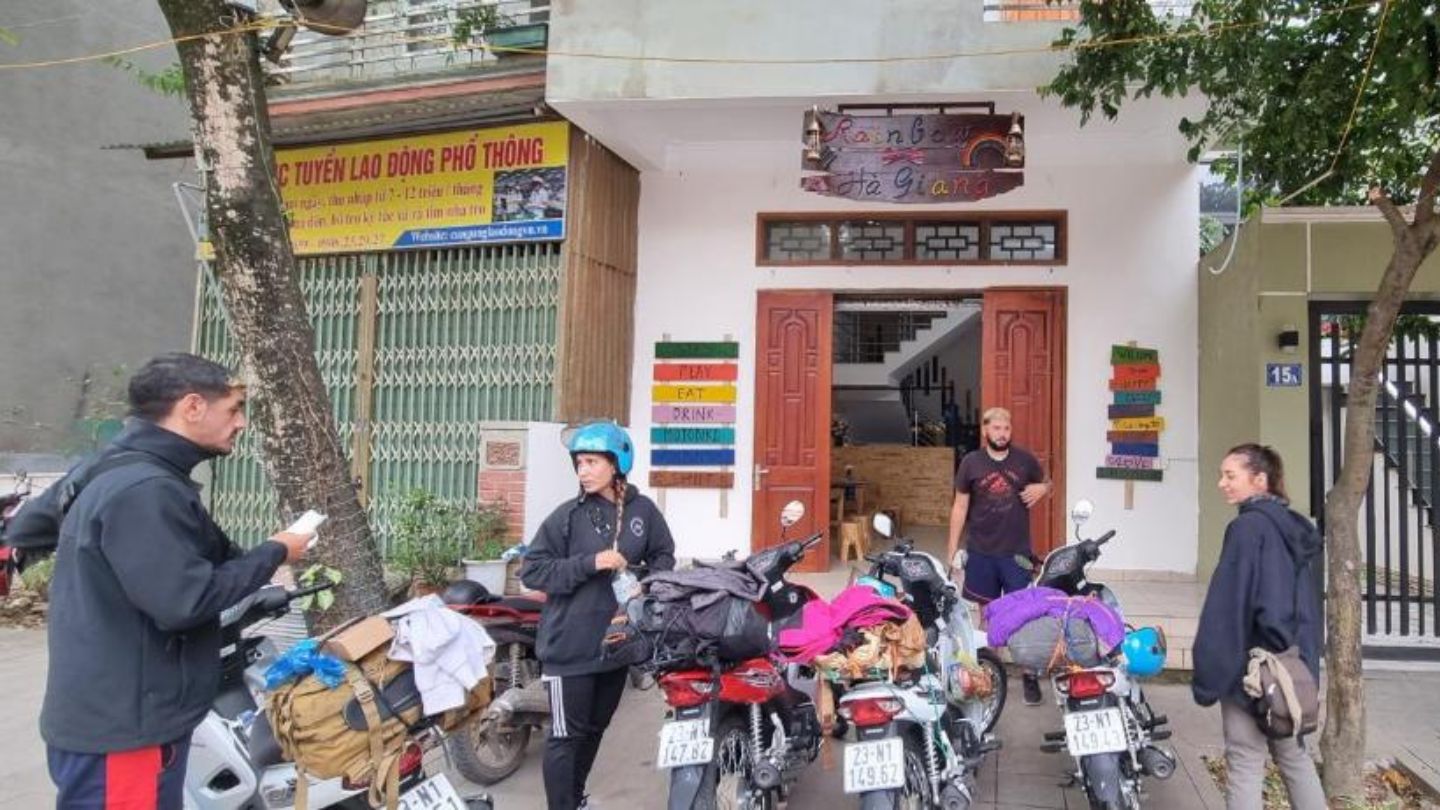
[
  {"x1": 982, "y1": 0, "x2": 1192, "y2": 23},
  {"x1": 264, "y1": 0, "x2": 549, "y2": 86}
]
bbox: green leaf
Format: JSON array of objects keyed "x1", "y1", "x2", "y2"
[
  {"x1": 317, "y1": 590, "x2": 334, "y2": 612},
  {"x1": 0, "y1": 27, "x2": 18, "y2": 47}
]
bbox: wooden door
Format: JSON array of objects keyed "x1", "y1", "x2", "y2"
[
  {"x1": 752, "y1": 291, "x2": 833, "y2": 572},
  {"x1": 982, "y1": 288, "x2": 1066, "y2": 555}
]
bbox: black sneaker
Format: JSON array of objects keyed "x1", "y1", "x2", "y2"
[{"x1": 1022, "y1": 673, "x2": 1043, "y2": 706}]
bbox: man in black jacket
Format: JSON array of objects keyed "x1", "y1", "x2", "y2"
[
  {"x1": 521, "y1": 422, "x2": 675, "y2": 810},
  {"x1": 37, "y1": 354, "x2": 311, "y2": 809}
]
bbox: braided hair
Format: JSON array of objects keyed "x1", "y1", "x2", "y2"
[{"x1": 1225, "y1": 443, "x2": 1288, "y2": 502}]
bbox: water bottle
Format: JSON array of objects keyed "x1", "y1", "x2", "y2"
[{"x1": 611, "y1": 568, "x2": 641, "y2": 607}]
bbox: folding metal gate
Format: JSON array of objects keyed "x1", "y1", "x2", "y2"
[
  {"x1": 195, "y1": 244, "x2": 561, "y2": 552},
  {"x1": 1310, "y1": 302, "x2": 1440, "y2": 654}
]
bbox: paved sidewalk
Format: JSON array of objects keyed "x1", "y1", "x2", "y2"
[
  {"x1": 0, "y1": 628, "x2": 1225, "y2": 809},
  {"x1": 8, "y1": 625, "x2": 1437, "y2": 808}
]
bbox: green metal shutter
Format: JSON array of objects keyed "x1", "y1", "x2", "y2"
[{"x1": 195, "y1": 243, "x2": 561, "y2": 551}]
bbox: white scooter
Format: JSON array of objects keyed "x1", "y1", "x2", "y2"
[
  {"x1": 187, "y1": 582, "x2": 490, "y2": 809},
  {"x1": 835, "y1": 514, "x2": 1006, "y2": 810}
]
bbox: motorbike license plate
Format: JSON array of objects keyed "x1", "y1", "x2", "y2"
[
  {"x1": 1064, "y1": 707, "x2": 1129, "y2": 756},
  {"x1": 656, "y1": 719, "x2": 714, "y2": 769},
  {"x1": 843, "y1": 737, "x2": 906, "y2": 793},
  {"x1": 397, "y1": 773, "x2": 467, "y2": 810}
]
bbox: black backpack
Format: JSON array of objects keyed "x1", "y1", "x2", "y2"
[{"x1": 1, "y1": 450, "x2": 155, "y2": 570}]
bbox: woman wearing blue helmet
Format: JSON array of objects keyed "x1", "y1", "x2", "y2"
[{"x1": 520, "y1": 420, "x2": 675, "y2": 810}]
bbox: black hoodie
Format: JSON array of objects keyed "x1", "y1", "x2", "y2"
[
  {"x1": 39, "y1": 420, "x2": 287, "y2": 753},
  {"x1": 1192, "y1": 497, "x2": 1323, "y2": 706},
  {"x1": 520, "y1": 484, "x2": 676, "y2": 676}
]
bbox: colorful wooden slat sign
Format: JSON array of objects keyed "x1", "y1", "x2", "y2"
[
  {"x1": 1113, "y1": 390, "x2": 1162, "y2": 405},
  {"x1": 652, "y1": 448, "x2": 737, "y2": 467},
  {"x1": 1107, "y1": 430, "x2": 1159, "y2": 443},
  {"x1": 1109, "y1": 378, "x2": 1158, "y2": 392},
  {"x1": 650, "y1": 471, "x2": 736, "y2": 489},
  {"x1": 655, "y1": 341, "x2": 739, "y2": 359},
  {"x1": 1107, "y1": 404, "x2": 1155, "y2": 419},
  {"x1": 1111, "y1": 345, "x2": 1159, "y2": 364},
  {"x1": 1106, "y1": 343, "x2": 1164, "y2": 493},
  {"x1": 1096, "y1": 467, "x2": 1164, "y2": 482},
  {"x1": 653, "y1": 405, "x2": 737, "y2": 423},
  {"x1": 653, "y1": 363, "x2": 739, "y2": 382},
  {"x1": 1110, "y1": 416, "x2": 1165, "y2": 432},
  {"x1": 1109, "y1": 443, "x2": 1159, "y2": 458},
  {"x1": 652, "y1": 384, "x2": 737, "y2": 403},
  {"x1": 1111, "y1": 363, "x2": 1161, "y2": 383},
  {"x1": 651, "y1": 427, "x2": 736, "y2": 445},
  {"x1": 1105, "y1": 455, "x2": 1161, "y2": 469}
]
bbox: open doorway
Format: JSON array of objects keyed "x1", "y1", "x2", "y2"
[{"x1": 829, "y1": 294, "x2": 983, "y2": 555}]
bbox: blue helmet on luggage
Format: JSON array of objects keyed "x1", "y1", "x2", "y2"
[
  {"x1": 1121, "y1": 626, "x2": 1167, "y2": 678},
  {"x1": 566, "y1": 421, "x2": 635, "y2": 476}
]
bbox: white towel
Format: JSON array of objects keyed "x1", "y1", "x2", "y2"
[{"x1": 384, "y1": 594, "x2": 497, "y2": 715}]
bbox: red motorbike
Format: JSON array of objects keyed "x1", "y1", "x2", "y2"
[
  {"x1": 0, "y1": 472, "x2": 33, "y2": 598},
  {"x1": 657, "y1": 502, "x2": 825, "y2": 810},
  {"x1": 441, "y1": 581, "x2": 548, "y2": 785}
]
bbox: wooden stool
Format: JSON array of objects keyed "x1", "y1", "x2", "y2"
[{"x1": 839, "y1": 518, "x2": 868, "y2": 563}]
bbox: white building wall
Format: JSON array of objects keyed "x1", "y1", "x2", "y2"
[{"x1": 626, "y1": 156, "x2": 1202, "y2": 574}]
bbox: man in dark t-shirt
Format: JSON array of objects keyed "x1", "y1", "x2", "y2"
[{"x1": 947, "y1": 406, "x2": 1051, "y2": 703}]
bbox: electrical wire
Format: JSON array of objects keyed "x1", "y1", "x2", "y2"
[{"x1": 0, "y1": 0, "x2": 1384, "y2": 73}]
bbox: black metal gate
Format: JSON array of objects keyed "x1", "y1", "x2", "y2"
[{"x1": 1309, "y1": 302, "x2": 1440, "y2": 655}]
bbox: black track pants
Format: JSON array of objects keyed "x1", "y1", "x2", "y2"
[{"x1": 541, "y1": 668, "x2": 628, "y2": 810}]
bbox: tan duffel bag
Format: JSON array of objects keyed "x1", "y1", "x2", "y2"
[{"x1": 267, "y1": 634, "x2": 491, "y2": 809}]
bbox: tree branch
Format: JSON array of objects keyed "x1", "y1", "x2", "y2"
[
  {"x1": 1370, "y1": 185, "x2": 1410, "y2": 237},
  {"x1": 1417, "y1": 146, "x2": 1440, "y2": 227}
]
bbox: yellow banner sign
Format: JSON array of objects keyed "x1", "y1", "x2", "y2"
[
  {"x1": 652, "y1": 385, "x2": 738, "y2": 404},
  {"x1": 1110, "y1": 416, "x2": 1166, "y2": 432},
  {"x1": 275, "y1": 122, "x2": 569, "y2": 255}
]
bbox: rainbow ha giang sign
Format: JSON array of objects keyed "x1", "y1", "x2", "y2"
[
  {"x1": 275, "y1": 122, "x2": 569, "y2": 255},
  {"x1": 1098, "y1": 344, "x2": 1164, "y2": 483}
]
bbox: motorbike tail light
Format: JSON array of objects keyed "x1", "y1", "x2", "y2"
[
  {"x1": 659, "y1": 671, "x2": 715, "y2": 708},
  {"x1": 1057, "y1": 670, "x2": 1115, "y2": 700},
  {"x1": 718, "y1": 659, "x2": 785, "y2": 704},
  {"x1": 838, "y1": 697, "x2": 903, "y2": 728},
  {"x1": 398, "y1": 741, "x2": 424, "y2": 776}
]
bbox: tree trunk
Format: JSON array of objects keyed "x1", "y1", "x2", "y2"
[
  {"x1": 1321, "y1": 178, "x2": 1440, "y2": 799},
  {"x1": 155, "y1": 1, "x2": 387, "y2": 626}
]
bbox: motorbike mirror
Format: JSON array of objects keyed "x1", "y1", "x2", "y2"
[
  {"x1": 1070, "y1": 499, "x2": 1095, "y2": 526},
  {"x1": 872, "y1": 512, "x2": 894, "y2": 539},
  {"x1": 780, "y1": 500, "x2": 805, "y2": 528}
]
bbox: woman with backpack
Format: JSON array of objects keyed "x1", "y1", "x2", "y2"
[
  {"x1": 520, "y1": 421, "x2": 676, "y2": 810},
  {"x1": 1192, "y1": 444, "x2": 1326, "y2": 810}
]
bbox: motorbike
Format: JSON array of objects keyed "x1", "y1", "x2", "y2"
[
  {"x1": 658, "y1": 501, "x2": 825, "y2": 810},
  {"x1": 189, "y1": 580, "x2": 491, "y2": 809},
  {"x1": 834, "y1": 513, "x2": 1005, "y2": 810},
  {"x1": 0, "y1": 471, "x2": 32, "y2": 596},
  {"x1": 1033, "y1": 499, "x2": 1175, "y2": 810},
  {"x1": 441, "y1": 582, "x2": 547, "y2": 785}
]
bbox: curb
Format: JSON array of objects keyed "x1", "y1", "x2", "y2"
[{"x1": 1393, "y1": 751, "x2": 1440, "y2": 803}]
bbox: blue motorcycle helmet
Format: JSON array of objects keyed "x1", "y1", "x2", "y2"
[
  {"x1": 566, "y1": 421, "x2": 635, "y2": 477},
  {"x1": 854, "y1": 575, "x2": 897, "y2": 600},
  {"x1": 1121, "y1": 626, "x2": 1167, "y2": 678}
]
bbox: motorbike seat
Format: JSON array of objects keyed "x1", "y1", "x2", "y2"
[
  {"x1": 495, "y1": 596, "x2": 545, "y2": 613},
  {"x1": 248, "y1": 712, "x2": 286, "y2": 770}
]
